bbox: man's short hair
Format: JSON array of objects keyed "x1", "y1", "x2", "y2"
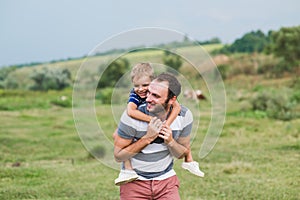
[{"x1": 155, "y1": 73, "x2": 181, "y2": 99}]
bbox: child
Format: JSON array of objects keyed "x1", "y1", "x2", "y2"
[{"x1": 114, "y1": 63, "x2": 204, "y2": 186}]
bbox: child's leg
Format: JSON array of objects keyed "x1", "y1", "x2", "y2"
[
  {"x1": 115, "y1": 160, "x2": 138, "y2": 186},
  {"x1": 181, "y1": 147, "x2": 205, "y2": 177},
  {"x1": 113, "y1": 129, "x2": 139, "y2": 185},
  {"x1": 184, "y1": 149, "x2": 193, "y2": 162},
  {"x1": 123, "y1": 159, "x2": 133, "y2": 170}
]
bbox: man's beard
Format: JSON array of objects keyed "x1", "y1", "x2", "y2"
[{"x1": 149, "y1": 99, "x2": 169, "y2": 116}]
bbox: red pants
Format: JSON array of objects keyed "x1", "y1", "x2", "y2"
[{"x1": 120, "y1": 175, "x2": 180, "y2": 200}]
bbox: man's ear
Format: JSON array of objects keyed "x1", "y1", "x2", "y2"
[{"x1": 168, "y1": 96, "x2": 177, "y2": 105}]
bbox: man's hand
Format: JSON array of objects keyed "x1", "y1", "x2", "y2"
[{"x1": 143, "y1": 117, "x2": 163, "y2": 142}]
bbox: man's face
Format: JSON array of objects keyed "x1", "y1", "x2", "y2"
[{"x1": 146, "y1": 80, "x2": 170, "y2": 114}]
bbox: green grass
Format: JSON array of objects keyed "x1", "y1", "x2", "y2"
[
  {"x1": 0, "y1": 85, "x2": 299, "y2": 199},
  {"x1": 0, "y1": 89, "x2": 73, "y2": 111},
  {"x1": 2, "y1": 43, "x2": 300, "y2": 199}
]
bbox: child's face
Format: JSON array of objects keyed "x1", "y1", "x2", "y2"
[{"x1": 132, "y1": 76, "x2": 152, "y2": 99}]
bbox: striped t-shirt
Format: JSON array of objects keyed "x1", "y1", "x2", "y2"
[{"x1": 117, "y1": 104, "x2": 193, "y2": 180}]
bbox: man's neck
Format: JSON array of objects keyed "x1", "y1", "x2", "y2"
[{"x1": 154, "y1": 106, "x2": 172, "y2": 122}]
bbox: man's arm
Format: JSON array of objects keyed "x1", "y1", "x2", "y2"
[
  {"x1": 167, "y1": 136, "x2": 190, "y2": 159},
  {"x1": 159, "y1": 124, "x2": 190, "y2": 159},
  {"x1": 114, "y1": 134, "x2": 151, "y2": 162},
  {"x1": 114, "y1": 117, "x2": 163, "y2": 162}
]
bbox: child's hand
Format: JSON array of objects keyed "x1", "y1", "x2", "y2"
[{"x1": 159, "y1": 123, "x2": 174, "y2": 145}]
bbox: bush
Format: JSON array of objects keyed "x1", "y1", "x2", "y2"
[
  {"x1": 162, "y1": 50, "x2": 183, "y2": 75},
  {"x1": 0, "y1": 66, "x2": 17, "y2": 89},
  {"x1": 227, "y1": 54, "x2": 258, "y2": 77},
  {"x1": 266, "y1": 99, "x2": 295, "y2": 121},
  {"x1": 97, "y1": 58, "x2": 130, "y2": 88},
  {"x1": 250, "y1": 90, "x2": 297, "y2": 120},
  {"x1": 96, "y1": 87, "x2": 113, "y2": 104},
  {"x1": 217, "y1": 64, "x2": 230, "y2": 79},
  {"x1": 30, "y1": 67, "x2": 72, "y2": 91},
  {"x1": 290, "y1": 77, "x2": 300, "y2": 89},
  {"x1": 257, "y1": 56, "x2": 279, "y2": 77}
]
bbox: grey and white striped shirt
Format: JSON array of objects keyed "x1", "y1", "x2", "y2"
[{"x1": 118, "y1": 104, "x2": 193, "y2": 179}]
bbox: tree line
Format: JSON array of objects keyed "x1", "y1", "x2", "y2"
[{"x1": 216, "y1": 26, "x2": 299, "y2": 65}]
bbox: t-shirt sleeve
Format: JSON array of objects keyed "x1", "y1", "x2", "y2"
[
  {"x1": 180, "y1": 109, "x2": 193, "y2": 137},
  {"x1": 117, "y1": 111, "x2": 137, "y2": 139},
  {"x1": 128, "y1": 89, "x2": 139, "y2": 106}
]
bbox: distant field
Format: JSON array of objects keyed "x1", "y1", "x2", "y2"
[
  {"x1": 1, "y1": 43, "x2": 299, "y2": 199},
  {"x1": 7, "y1": 44, "x2": 223, "y2": 89},
  {"x1": 0, "y1": 73, "x2": 299, "y2": 199}
]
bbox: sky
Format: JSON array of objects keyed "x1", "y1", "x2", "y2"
[{"x1": 1, "y1": 0, "x2": 299, "y2": 67}]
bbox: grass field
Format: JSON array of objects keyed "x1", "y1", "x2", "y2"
[
  {"x1": 0, "y1": 75, "x2": 299, "y2": 200},
  {"x1": 1, "y1": 44, "x2": 299, "y2": 199}
]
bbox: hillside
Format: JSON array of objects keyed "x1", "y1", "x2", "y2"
[
  {"x1": 3, "y1": 43, "x2": 222, "y2": 89},
  {"x1": 1, "y1": 42, "x2": 300, "y2": 199}
]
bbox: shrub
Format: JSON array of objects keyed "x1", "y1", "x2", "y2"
[
  {"x1": 266, "y1": 99, "x2": 295, "y2": 121},
  {"x1": 30, "y1": 67, "x2": 72, "y2": 91},
  {"x1": 227, "y1": 54, "x2": 258, "y2": 77},
  {"x1": 162, "y1": 50, "x2": 183, "y2": 75},
  {"x1": 217, "y1": 64, "x2": 230, "y2": 79},
  {"x1": 97, "y1": 58, "x2": 130, "y2": 88},
  {"x1": 290, "y1": 77, "x2": 300, "y2": 89},
  {"x1": 96, "y1": 87, "x2": 113, "y2": 104},
  {"x1": 0, "y1": 66, "x2": 17, "y2": 89},
  {"x1": 257, "y1": 56, "x2": 279, "y2": 77},
  {"x1": 250, "y1": 90, "x2": 297, "y2": 120}
]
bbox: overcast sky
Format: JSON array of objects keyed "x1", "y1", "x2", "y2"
[{"x1": 1, "y1": 0, "x2": 299, "y2": 67}]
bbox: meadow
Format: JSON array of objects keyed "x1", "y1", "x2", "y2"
[{"x1": 1, "y1": 44, "x2": 299, "y2": 199}]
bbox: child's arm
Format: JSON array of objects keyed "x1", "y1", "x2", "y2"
[
  {"x1": 127, "y1": 102, "x2": 152, "y2": 123},
  {"x1": 165, "y1": 100, "x2": 181, "y2": 126}
]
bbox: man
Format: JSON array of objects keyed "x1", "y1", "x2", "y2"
[{"x1": 114, "y1": 73, "x2": 193, "y2": 199}]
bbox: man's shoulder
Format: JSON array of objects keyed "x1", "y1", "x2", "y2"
[{"x1": 179, "y1": 105, "x2": 192, "y2": 117}]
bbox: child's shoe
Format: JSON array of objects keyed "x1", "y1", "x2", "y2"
[
  {"x1": 114, "y1": 169, "x2": 139, "y2": 186},
  {"x1": 181, "y1": 161, "x2": 205, "y2": 177}
]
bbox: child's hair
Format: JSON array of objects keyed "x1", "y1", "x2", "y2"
[{"x1": 130, "y1": 62, "x2": 155, "y2": 82}]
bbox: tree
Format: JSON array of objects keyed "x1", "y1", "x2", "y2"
[
  {"x1": 0, "y1": 66, "x2": 17, "y2": 89},
  {"x1": 230, "y1": 30, "x2": 269, "y2": 53},
  {"x1": 215, "y1": 30, "x2": 269, "y2": 54},
  {"x1": 162, "y1": 50, "x2": 183, "y2": 75},
  {"x1": 199, "y1": 37, "x2": 222, "y2": 45},
  {"x1": 30, "y1": 67, "x2": 72, "y2": 91},
  {"x1": 97, "y1": 57, "x2": 130, "y2": 88},
  {"x1": 266, "y1": 26, "x2": 300, "y2": 68}
]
